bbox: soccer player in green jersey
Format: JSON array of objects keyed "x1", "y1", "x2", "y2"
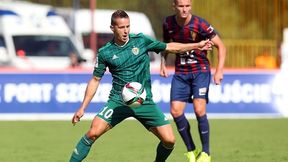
[{"x1": 69, "y1": 10, "x2": 213, "y2": 162}]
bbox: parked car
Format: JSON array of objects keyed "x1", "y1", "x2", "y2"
[
  {"x1": 0, "y1": 0, "x2": 93, "y2": 69},
  {"x1": 57, "y1": 8, "x2": 160, "y2": 68}
]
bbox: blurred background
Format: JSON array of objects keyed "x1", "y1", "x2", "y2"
[
  {"x1": 1, "y1": 2, "x2": 288, "y2": 161},
  {"x1": 1, "y1": 0, "x2": 288, "y2": 69},
  {"x1": 0, "y1": 0, "x2": 288, "y2": 119},
  {"x1": 27, "y1": 0, "x2": 288, "y2": 68}
]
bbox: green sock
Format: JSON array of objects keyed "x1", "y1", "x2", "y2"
[
  {"x1": 69, "y1": 135, "x2": 94, "y2": 162},
  {"x1": 155, "y1": 142, "x2": 174, "y2": 162}
]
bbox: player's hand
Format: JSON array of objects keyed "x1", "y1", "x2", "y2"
[
  {"x1": 198, "y1": 39, "x2": 214, "y2": 51},
  {"x1": 160, "y1": 62, "x2": 169, "y2": 78},
  {"x1": 72, "y1": 108, "x2": 84, "y2": 125},
  {"x1": 213, "y1": 70, "x2": 223, "y2": 85}
]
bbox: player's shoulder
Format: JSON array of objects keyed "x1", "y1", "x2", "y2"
[
  {"x1": 163, "y1": 15, "x2": 175, "y2": 23},
  {"x1": 130, "y1": 33, "x2": 145, "y2": 38},
  {"x1": 98, "y1": 41, "x2": 113, "y2": 56},
  {"x1": 192, "y1": 15, "x2": 209, "y2": 23},
  {"x1": 130, "y1": 33, "x2": 157, "y2": 45},
  {"x1": 99, "y1": 41, "x2": 113, "y2": 51},
  {"x1": 129, "y1": 33, "x2": 151, "y2": 41}
]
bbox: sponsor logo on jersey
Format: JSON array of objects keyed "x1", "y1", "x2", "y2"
[
  {"x1": 112, "y1": 54, "x2": 119, "y2": 60},
  {"x1": 190, "y1": 31, "x2": 197, "y2": 41},
  {"x1": 132, "y1": 47, "x2": 139, "y2": 55},
  {"x1": 207, "y1": 25, "x2": 214, "y2": 33}
]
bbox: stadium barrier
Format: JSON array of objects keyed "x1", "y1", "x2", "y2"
[
  {"x1": 208, "y1": 39, "x2": 278, "y2": 68},
  {"x1": 0, "y1": 70, "x2": 287, "y2": 120}
]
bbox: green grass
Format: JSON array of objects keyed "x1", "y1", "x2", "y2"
[{"x1": 0, "y1": 119, "x2": 288, "y2": 162}]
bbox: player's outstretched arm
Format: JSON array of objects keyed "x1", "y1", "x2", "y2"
[
  {"x1": 165, "y1": 39, "x2": 213, "y2": 54},
  {"x1": 72, "y1": 76, "x2": 101, "y2": 125}
]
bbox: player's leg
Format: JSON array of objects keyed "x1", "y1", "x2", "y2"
[
  {"x1": 193, "y1": 98, "x2": 210, "y2": 154},
  {"x1": 171, "y1": 101, "x2": 200, "y2": 162},
  {"x1": 69, "y1": 116, "x2": 111, "y2": 162},
  {"x1": 70, "y1": 100, "x2": 131, "y2": 162},
  {"x1": 194, "y1": 99, "x2": 211, "y2": 162},
  {"x1": 134, "y1": 103, "x2": 175, "y2": 162},
  {"x1": 192, "y1": 72, "x2": 211, "y2": 162},
  {"x1": 170, "y1": 74, "x2": 197, "y2": 154},
  {"x1": 150, "y1": 124, "x2": 175, "y2": 162},
  {"x1": 171, "y1": 100, "x2": 197, "y2": 150}
]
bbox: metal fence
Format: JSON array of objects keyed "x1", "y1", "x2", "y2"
[
  {"x1": 29, "y1": 0, "x2": 287, "y2": 69},
  {"x1": 162, "y1": 0, "x2": 285, "y2": 68},
  {"x1": 208, "y1": 39, "x2": 279, "y2": 69},
  {"x1": 193, "y1": 0, "x2": 286, "y2": 40},
  {"x1": 192, "y1": 0, "x2": 285, "y2": 69}
]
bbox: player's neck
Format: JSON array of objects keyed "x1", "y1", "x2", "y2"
[
  {"x1": 176, "y1": 14, "x2": 192, "y2": 26},
  {"x1": 114, "y1": 38, "x2": 129, "y2": 47}
]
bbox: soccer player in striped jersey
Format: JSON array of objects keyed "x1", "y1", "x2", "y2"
[
  {"x1": 69, "y1": 10, "x2": 213, "y2": 162},
  {"x1": 160, "y1": 0, "x2": 226, "y2": 162}
]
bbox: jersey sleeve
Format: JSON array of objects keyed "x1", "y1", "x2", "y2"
[
  {"x1": 199, "y1": 18, "x2": 217, "y2": 39},
  {"x1": 93, "y1": 52, "x2": 106, "y2": 78},
  {"x1": 142, "y1": 34, "x2": 167, "y2": 54}
]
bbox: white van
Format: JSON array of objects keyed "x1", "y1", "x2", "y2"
[
  {"x1": 0, "y1": 1, "x2": 92, "y2": 69},
  {"x1": 58, "y1": 9, "x2": 160, "y2": 66},
  {"x1": 73, "y1": 9, "x2": 155, "y2": 49}
]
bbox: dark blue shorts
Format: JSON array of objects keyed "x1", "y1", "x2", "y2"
[{"x1": 170, "y1": 72, "x2": 211, "y2": 103}]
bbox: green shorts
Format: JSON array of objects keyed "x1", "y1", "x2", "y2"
[{"x1": 96, "y1": 100, "x2": 170, "y2": 130}]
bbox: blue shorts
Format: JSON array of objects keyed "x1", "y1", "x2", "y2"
[{"x1": 170, "y1": 72, "x2": 211, "y2": 103}]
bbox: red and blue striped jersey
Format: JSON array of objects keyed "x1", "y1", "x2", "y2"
[{"x1": 163, "y1": 15, "x2": 217, "y2": 74}]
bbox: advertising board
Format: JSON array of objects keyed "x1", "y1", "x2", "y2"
[{"x1": 0, "y1": 70, "x2": 286, "y2": 119}]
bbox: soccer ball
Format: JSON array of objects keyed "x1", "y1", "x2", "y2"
[{"x1": 121, "y1": 82, "x2": 146, "y2": 108}]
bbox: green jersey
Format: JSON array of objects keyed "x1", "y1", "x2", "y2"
[{"x1": 93, "y1": 33, "x2": 166, "y2": 104}]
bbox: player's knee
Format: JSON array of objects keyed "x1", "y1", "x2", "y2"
[
  {"x1": 170, "y1": 108, "x2": 183, "y2": 117},
  {"x1": 170, "y1": 101, "x2": 185, "y2": 117},
  {"x1": 162, "y1": 135, "x2": 176, "y2": 147},
  {"x1": 86, "y1": 129, "x2": 102, "y2": 141},
  {"x1": 194, "y1": 107, "x2": 206, "y2": 117},
  {"x1": 193, "y1": 99, "x2": 206, "y2": 116},
  {"x1": 194, "y1": 109, "x2": 204, "y2": 116}
]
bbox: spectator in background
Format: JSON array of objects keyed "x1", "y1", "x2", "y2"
[
  {"x1": 69, "y1": 52, "x2": 87, "y2": 68},
  {"x1": 69, "y1": 52, "x2": 80, "y2": 68},
  {"x1": 160, "y1": 0, "x2": 226, "y2": 162}
]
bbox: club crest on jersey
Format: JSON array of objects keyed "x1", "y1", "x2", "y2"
[
  {"x1": 190, "y1": 31, "x2": 197, "y2": 41},
  {"x1": 132, "y1": 47, "x2": 139, "y2": 55}
]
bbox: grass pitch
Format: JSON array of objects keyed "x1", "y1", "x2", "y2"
[{"x1": 0, "y1": 119, "x2": 287, "y2": 162}]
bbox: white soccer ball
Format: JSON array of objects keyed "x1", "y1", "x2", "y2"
[{"x1": 121, "y1": 82, "x2": 146, "y2": 108}]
